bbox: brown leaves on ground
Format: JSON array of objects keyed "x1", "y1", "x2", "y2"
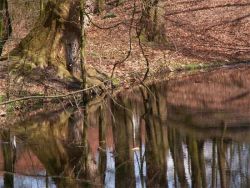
[
  {"x1": 86, "y1": 0, "x2": 202, "y2": 85},
  {"x1": 86, "y1": 0, "x2": 250, "y2": 85},
  {"x1": 165, "y1": 0, "x2": 250, "y2": 62}
]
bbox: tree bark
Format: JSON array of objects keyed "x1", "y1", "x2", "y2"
[
  {"x1": 141, "y1": 0, "x2": 166, "y2": 42},
  {"x1": 0, "y1": 0, "x2": 12, "y2": 55},
  {"x1": 94, "y1": 0, "x2": 105, "y2": 14},
  {"x1": 40, "y1": 0, "x2": 44, "y2": 17},
  {"x1": 9, "y1": 0, "x2": 106, "y2": 88}
]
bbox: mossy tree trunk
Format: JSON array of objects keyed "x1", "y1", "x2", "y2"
[
  {"x1": 0, "y1": 0, "x2": 12, "y2": 55},
  {"x1": 141, "y1": 0, "x2": 166, "y2": 42},
  {"x1": 94, "y1": 0, "x2": 105, "y2": 14},
  {"x1": 10, "y1": 0, "x2": 106, "y2": 88}
]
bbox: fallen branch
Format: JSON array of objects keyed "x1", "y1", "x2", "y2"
[{"x1": 0, "y1": 81, "x2": 108, "y2": 106}]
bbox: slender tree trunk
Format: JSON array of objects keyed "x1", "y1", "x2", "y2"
[
  {"x1": 217, "y1": 140, "x2": 227, "y2": 188},
  {"x1": 187, "y1": 137, "x2": 203, "y2": 188},
  {"x1": 80, "y1": 0, "x2": 88, "y2": 102},
  {"x1": 40, "y1": 0, "x2": 44, "y2": 17},
  {"x1": 211, "y1": 140, "x2": 217, "y2": 188},
  {"x1": 98, "y1": 105, "x2": 106, "y2": 184},
  {"x1": 168, "y1": 128, "x2": 188, "y2": 188},
  {"x1": 198, "y1": 141, "x2": 207, "y2": 188}
]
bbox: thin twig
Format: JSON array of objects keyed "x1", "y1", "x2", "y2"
[{"x1": 110, "y1": 0, "x2": 137, "y2": 79}]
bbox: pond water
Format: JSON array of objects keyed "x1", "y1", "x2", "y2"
[{"x1": 0, "y1": 65, "x2": 250, "y2": 187}]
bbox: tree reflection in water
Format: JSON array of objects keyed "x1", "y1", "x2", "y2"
[{"x1": 1, "y1": 66, "x2": 250, "y2": 187}]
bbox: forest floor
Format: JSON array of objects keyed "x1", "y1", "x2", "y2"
[
  {"x1": 85, "y1": 0, "x2": 250, "y2": 87},
  {"x1": 0, "y1": 0, "x2": 250, "y2": 120}
]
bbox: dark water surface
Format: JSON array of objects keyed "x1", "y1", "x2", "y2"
[{"x1": 1, "y1": 65, "x2": 250, "y2": 188}]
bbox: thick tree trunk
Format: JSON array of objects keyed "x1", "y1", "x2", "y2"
[
  {"x1": 9, "y1": 0, "x2": 106, "y2": 88},
  {"x1": 94, "y1": 0, "x2": 104, "y2": 14},
  {"x1": 0, "y1": 0, "x2": 12, "y2": 55},
  {"x1": 141, "y1": 0, "x2": 166, "y2": 42}
]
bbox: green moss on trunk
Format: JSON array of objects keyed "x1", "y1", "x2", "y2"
[{"x1": 9, "y1": 0, "x2": 107, "y2": 88}]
